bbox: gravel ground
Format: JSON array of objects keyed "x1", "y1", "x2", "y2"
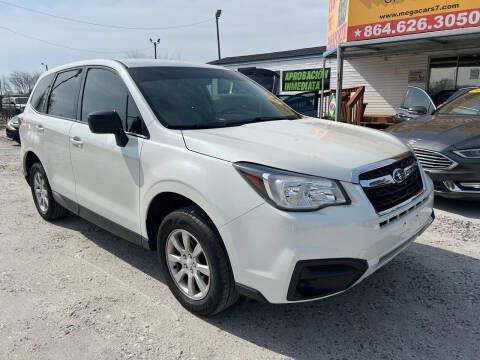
[{"x1": 0, "y1": 130, "x2": 479, "y2": 360}]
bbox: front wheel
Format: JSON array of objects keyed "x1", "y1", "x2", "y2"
[{"x1": 157, "y1": 206, "x2": 238, "y2": 316}]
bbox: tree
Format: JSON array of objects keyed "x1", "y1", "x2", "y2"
[
  {"x1": 7, "y1": 70, "x2": 41, "y2": 94},
  {"x1": 0, "y1": 75, "x2": 11, "y2": 95}
]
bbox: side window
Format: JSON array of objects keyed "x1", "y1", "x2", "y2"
[
  {"x1": 48, "y1": 69, "x2": 83, "y2": 119},
  {"x1": 30, "y1": 74, "x2": 54, "y2": 113},
  {"x1": 81, "y1": 68, "x2": 126, "y2": 124},
  {"x1": 402, "y1": 87, "x2": 432, "y2": 110}
]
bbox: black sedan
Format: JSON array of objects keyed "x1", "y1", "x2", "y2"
[
  {"x1": 388, "y1": 90, "x2": 480, "y2": 199},
  {"x1": 6, "y1": 113, "x2": 22, "y2": 143}
]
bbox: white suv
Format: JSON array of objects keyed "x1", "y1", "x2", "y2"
[{"x1": 20, "y1": 59, "x2": 435, "y2": 315}]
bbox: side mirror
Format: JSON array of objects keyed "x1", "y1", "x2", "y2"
[
  {"x1": 88, "y1": 111, "x2": 128, "y2": 147},
  {"x1": 408, "y1": 106, "x2": 428, "y2": 115}
]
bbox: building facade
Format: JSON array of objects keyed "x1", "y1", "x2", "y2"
[{"x1": 210, "y1": 46, "x2": 480, "y2": 116}]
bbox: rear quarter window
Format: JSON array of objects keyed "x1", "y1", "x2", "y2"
[{"x1": 30, "y1": 74, "x2": 55, "y2": 113}]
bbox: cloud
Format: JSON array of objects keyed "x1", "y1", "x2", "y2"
[{"x1": 0, "y1": 0, "x2": 328, "y2": 74}]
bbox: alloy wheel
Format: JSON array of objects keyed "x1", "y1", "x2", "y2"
[
  {"x1": 166, "y1": 229, "x2": 210, "y2": 300},
  {"x1": 33, "y1": 172, "x2": 49, "y2": 213}
]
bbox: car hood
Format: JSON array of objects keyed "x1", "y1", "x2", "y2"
[
  {"x1": 388, "y1": 114, "x2": 480, "y2": 151},
  {"x1": 182, "y1": 118, "x2": 408, "y2": 183}
]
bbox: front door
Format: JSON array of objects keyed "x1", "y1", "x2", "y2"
[{"x1": 69, "y1": 67, "x2": 144, "y2": 235}]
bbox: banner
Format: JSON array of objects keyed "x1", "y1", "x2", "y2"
[
  {"x1": 327, "y1": 0, "x2": 349, "y2": 49},
  {"x1": 327, "y1": 0, "x2": 480, "y2": 49},
  {"x1": 282, "y1": 68, "x2": 331, "y2": 92}
]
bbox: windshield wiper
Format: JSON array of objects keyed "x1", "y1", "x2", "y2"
[
  {"x1": 223, "y1": 115, "x2": 299, "y2": 127},
  {"x1": 173, "y1": 116, "x2": 298, "y2": 130}
]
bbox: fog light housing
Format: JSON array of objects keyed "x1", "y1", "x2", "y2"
[
  {"x1": 443, "y1": 180, "x2": 456, "y2": 191},
  {"x1": 459, "y1": 182, "x2": 480, "y2": 190}
]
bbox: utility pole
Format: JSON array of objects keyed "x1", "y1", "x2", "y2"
[
  {"x1": 41, "y1": 62, "x2": 48, "y2": 71},
  {"x1": 149, "y1": 38, "x2": 160, "y2": 59},
  {"x1": 215, "y1": 9, "x2": 222, "y2": 60}
]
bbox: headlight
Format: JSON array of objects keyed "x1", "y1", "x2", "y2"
[
  {"x1": 453, "y1": 148, "x2": 480, "y2": 159},
  {"x1": 234, "y1": 162, "x2": 349, "y2": 211}
]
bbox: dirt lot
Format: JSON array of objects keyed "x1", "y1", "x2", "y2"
[{"x1": 0, "y1": 130, "x2": 479, "y2": 360}]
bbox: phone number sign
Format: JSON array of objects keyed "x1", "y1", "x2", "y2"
[
  {"x1": 327, "y1": 0, "x2": 480, "y2": 49},
  {"x1": 349, "y1": 8, "x2": 480, "y2": 41}
]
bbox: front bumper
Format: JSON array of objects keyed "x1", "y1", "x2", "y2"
[
  {"x1": 428, "y1": 167, "x2": 480, "y2": 199},
  {"x1": 219, "y1": 176, "x2": 435, "y2": 304}
]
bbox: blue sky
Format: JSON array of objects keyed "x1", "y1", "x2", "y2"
[{"x1": 0, "y1": 0, "x2": 328, "y2": 76}]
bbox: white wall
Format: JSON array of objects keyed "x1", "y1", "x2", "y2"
[
  {"x1": 221, "y1": 47, "x2": 480, "y2": 116},
  {"x1": 340, "y1": 54, "x2": 428, "y2": 115},
  {"x1": 222, "y1": 53, "x2": 429, "y2": 116}
]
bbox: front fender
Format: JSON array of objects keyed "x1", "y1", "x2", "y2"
[{"x1": 140, "y1": 140, "x2": 265, "y2": 275}]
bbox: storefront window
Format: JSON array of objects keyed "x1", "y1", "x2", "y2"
[
  {"x1": 429, "y1": 57, "x2": 457, "y2": 95},
  {"x1": 456, "y1": 55, "x2": 480, "y2": 89},
  {"x1": 429, "y1": 55, "x2": 480, "y2": 95}
]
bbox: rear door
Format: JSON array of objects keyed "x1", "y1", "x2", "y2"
[
  {"x1": 41, "y1": 69, "x2": 83, "y2": 202},
  {"x1": 69, "y1": 67, "x2": 145, "y2": 235},
  {"x1": 396, "y1": 86, "x2": 436, "y2": 122}
]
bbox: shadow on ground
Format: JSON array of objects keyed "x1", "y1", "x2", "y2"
[
  {"x1": 54, "y1": 214, "x2": 480, "y2": 360},
  {"x1": 55, "y1": 215, "x2": 166, "y2": 285},
  {"x1": 434, "y1": 197, "x2": 480, "y2": 221}
]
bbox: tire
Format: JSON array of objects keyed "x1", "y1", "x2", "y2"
[
  {"x1": 30, "y1": 163, "x2": 69, "y2": 221},
  {"x1": 157, "y1": 205, "x2": 238, "y2": 316}
]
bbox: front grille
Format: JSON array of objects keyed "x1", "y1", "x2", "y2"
[
  {"x1": 412, "y1": 148, "x2": 457, "y2": 170},
  {"x1": 359, "y1": 155, "x2": 416, "y2": 180},
  {"x1": 360, "y1": 156, "x2": 424, "y2": 213}
]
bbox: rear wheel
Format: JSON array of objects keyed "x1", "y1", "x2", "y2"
[
  {"x1": 157, "y1": 206, "x2": 238, "y2": 316},
  {"x1": 30, "y1": 163, "x2": 68, "y2": 221}
]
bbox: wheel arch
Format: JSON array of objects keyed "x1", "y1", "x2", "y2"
[
  {"x1": 144, "y1": 191, "x2": 225, "y2": 252},
  {"x1": 23, "y1": 150, "x2": 42, "y2": 185},
  {"x1": 144, "y1": 190, "x2": 238, "y2": 291}
]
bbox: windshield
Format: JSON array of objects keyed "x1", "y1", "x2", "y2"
[
  {"x1": 437, "y1": 91, "x2": 480, "y2": 116},
  {"x1": 128, "y1": 66, "x2": 300, "y2": 129},
  {"x1": 15, "y1": 98, "x2": 28, "y2": 104}
]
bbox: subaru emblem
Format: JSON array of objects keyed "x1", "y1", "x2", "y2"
[{"x1": 393, "y1": 168, "x2": 406, "y2": 184}]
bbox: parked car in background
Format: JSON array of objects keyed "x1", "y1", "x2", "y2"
[
  {"x1": 6, "y1": 113, "x2": 22, "y2": 143},
  {"x1": 395, "y1": 86, "x2": 436, "y2": 122},
  {"x1": 1, "y1": 96, "x2": 29, "y2": 114},
  {"x1": 388, "y1": 89, "x2": 480, "y2": 199},
  {"x1": 278, "y1": 91, "x2": 319, "y2": 117},
  {"x1": 442, "y1": 87, "x2": 479, "y2": 105},
  {"x1": 237, "y1": 67, "x2": 280, "y2": 94},
  {"x1": 431, "y1": 90, "x2": 458, "y2": 108},
  {"x1": 21, "y1": 59, "x2": 434, "y2": 315},
  {"x1": 395, "y1": 86, "x2": 480, "y2": 123}
]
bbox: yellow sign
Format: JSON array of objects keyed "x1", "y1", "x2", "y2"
[
  {"x1": 327, "y1": 0, "x2": 480, "y2": 49},
  {"x1": 327, "y1": 0, "x2": 349, "y2": 50}
]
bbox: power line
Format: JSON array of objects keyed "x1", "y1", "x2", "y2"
[
  {"x1": 0, "y1": 26, "x2": 151, "y2": 54},
  {"x1": 0, "y1": 0, "x2": 213, "y2": 30}
]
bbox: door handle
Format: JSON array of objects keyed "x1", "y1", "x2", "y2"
[
  {"x1": 71, "y1": 136, "x2": 83, "y2": 148},
  {"x1": 36, "y1": 124, "x2": 44, "y2": 134}
]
